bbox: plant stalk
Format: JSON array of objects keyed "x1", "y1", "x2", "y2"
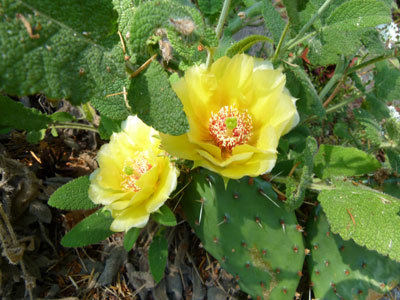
[
  {"x1": 52, "y1": 122, "x2": 99, "y2": 133},
  {"x1": 206, "y1": 0, "x2": 231, "y2": 69},
  {"x1": 285, "y1": 0, "x2": 334, "y2": 50},
  {"x1": 272, "y1": 21, "x2": 290, "y2": 64}
]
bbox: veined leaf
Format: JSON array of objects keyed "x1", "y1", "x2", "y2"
[
  {"x1": 0, "y1": 95, "x2": 51, "y2": 131},
  {"x1": 61, "y1": 210, "x2": 114, "y2": 247},
  {"x1": 262, "y1": 0, "x2": 286, "y2": 45},
  {"x1": 318, "y1": 180, "x2": 400, "y2": 262},
  {"x1": 314, "y1": 145, "x2": 380, "y2": 179},
  {"x1": 48, "y1": 176, "x2": 98, "y2": 210},
  {"x1": 129, "y1": 61, "x2": 188, "y2": 135},
  {"x1": 148, "y1": 235, "x2": 168, "y2": 283},
  {"x1": 0, "y1": 0, "x2": 125, "y2": 105}
]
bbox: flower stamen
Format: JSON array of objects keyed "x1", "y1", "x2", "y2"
[
  {"x1": 209, "y1": 105, "x2": 253, "y2": 151},
  {"x1": 121, "y1": 155, "x2": 152, "y2": 192}
]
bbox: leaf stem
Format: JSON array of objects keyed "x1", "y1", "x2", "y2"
[
  {"x1": 272, "y1": 21, "x2": 290, "y2": 64},
  {"x1": 52, "y1": 122, "x2": 99, "y2": 133},
  {"x1": 285, "y1": 0, "x2": 334, "y2": 50},
  {"x1": 216, "y1": 0, "x2": 232, "y2": 40},
  {"x1": 319, "y1": 58, "x2": 346, "y2": 100},
  {"x1": 207, "y1": 0, "x2": 231, "y2": 69},
  {"x1": 325, "y1": 93, "x2": 360, "y2": 114},
  {"x1": 271, "y1": 176, "x2": 334, "y2": 192},
  {"x1": 345, "y1": 53, "x2": 397, "y2": 75}
]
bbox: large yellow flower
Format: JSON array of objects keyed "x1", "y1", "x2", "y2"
[
  {"x1": 161, "y1": 54, "x2": 299, "y2": 179},
  {"x1": 89, "y1": 116, "x2": 179, "y2": 232}
]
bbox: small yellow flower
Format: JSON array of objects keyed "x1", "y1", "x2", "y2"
[
  {"x1": 161, "y1": 54, "x2": 299, "y2": 179},
  {"x1": 89, "y1": 116, "x2": 179, "y2": 232}
]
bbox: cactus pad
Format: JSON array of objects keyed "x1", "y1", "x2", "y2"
[
  {"x1": 182, "y1": 168, "x2": 305, "y2": 299},
  {"x1": 307, "y1": 208, "x2": 400, "y2": 299}
]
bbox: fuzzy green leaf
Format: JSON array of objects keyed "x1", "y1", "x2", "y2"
[
  {"x1": 286, "y1": 136, "x2": 318, "y2": 210},
  {"x1": 375, "y1": 60, "x2": 400, "y2": 102},
  {"x1": 354, "y1": 109, "x2": 383, "y2": 146},
  {"x1": 129, "y1": 0, "x2": 217, "y2": 63},
  {"x1": 123, "y1": 227, "x2": 141, "y2": 252},
  {"x1": 50, "y1": 112, "x2": 75, "y2": 122},
  {"x1": 314, "y1": 145, "x2": 380, "y2": 179},
  {"x1": 98, "y1": 115, "x2": 122, "y2": 140},
  {"x1": 148, "y1": 235, "x2": 168, "y2": 283},
  {"x1": 307, "y1": 0, "x2": 391, "y2": 65},
  {"x1": 112, "y1": 0, "x2": 135, "y2": 36},
  {"x1": 225, "y1": 35, "x2": 273, "y2": 57},
  {"x1": 318, "y1": 180, "x2": 400, "y2": 262},
  {"x1": 48, "y1": 176, "x2": 98, "y2": 210},
  {"x1": 0, "y1": 95, "x2": 51, "y2": 132},
  {"x1": 61, "y1": 210, "x2": 114, "y2": 247},
  {"x1": 387, "y1": 149, "x2": 400, "y2": 173},
  {"x1": 0, "y1": 0, "x2": 125, "y2": 105},
  {"x1": 151, "y1": 205, "x2": 177, "y2": 226},
  {"x1": 307, "y1": 210, "x2": 400, "y2": 299},
  {"x1": 282, "y1": 0, "x2": 307, "y2": 33},
  {"x1": 198, "y1": 0, "x2": 223, "y2": 17},
  {"x1": 262, "y1": 0, "x2": 286, "y2": 45},
  {"x1": 129, "y1": 61, "x2": 188, "y2": 135},
  {"x1": 284, "y1": 63, "x2": 325, "y2": 119}
]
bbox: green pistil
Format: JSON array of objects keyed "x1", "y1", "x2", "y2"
[
  {"x1": 123, "y1": 165, "x2": 134, "y2": 175},
  {"x1": 225, "y1": 117, "x2": 237, "y2": 130}
]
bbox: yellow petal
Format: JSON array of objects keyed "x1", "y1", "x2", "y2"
[
  {"x1": 110, "y1": 203, "x2": 149, "y2": 231},
  {"x1": 160, "y1": 133, "x2": 201, "y2": 160}
]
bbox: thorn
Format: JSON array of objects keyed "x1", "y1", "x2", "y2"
[
  {"x1": 340, "y1": 245, "x2": 345, "y2": 251},
  {"x1": 248, "y1": 177, "x2": 254, "y2": 185},
  {"x1": 304, "y1": 248, "x2": 310, "y2": 255},
  {"x1": 315, "y1": 270, "x2": 320, "y2": 275},
  {"x1": 297, "y1": 271, "x2": 303, "y2": 277},
  {"x1": 130, "y1": 54, "x2": 157, "y2": 78},
  {"x1": 241, "y1": 242, "x2": 247, "y2": 248},
  {"x1": 296, "y1": 224, "x2": 304, "y2": 232},
  {"x1": 213, "y1": 237, "x2": 218, "y2": 244},
  {"x1": 293, "y1": 246, "x2": 299, "y2": 253},
  {"x1": 245, "y1": 263, "x2": 250, "y2": 269},
  {"x1": 313, "y1": 244, "x2": 318, "y2": 250},
  {"x1": 217, "y1": 215, "x2": 227, "y2": 226},
  {"x1": 344, "y1": 270, "x2": 350, "y2": 276},
  {"x1": 233, "y1": 192, "x2": 239, "y2": 199},
  {"x1": 255, "y1": 217, "x2": 263, "y2": 228},
  {"x1": 362, "y1": 262, "x2": 367, "y2": 268},
  {"x1": 262, "y1": 249, "x2": 267, "y2": 255},
  {"x1": 221, "y1": 256, "x2": 226, "y2": 262},
  {"x1": 325, "y1": 260, "x2": 330, "y2": 267},
  {"x1": 231, "y1": 248, "x2": 236, "y2": 253},
  {"x1": 326, "y1": 231, "x2": 331, "y2": 237},
  {"x1": 280, "y1": 220, "x2": 286, "y2": 233},
  {"x1": 283, "y1": 288, "x2": 288, "y2": 294},
  {"x1": 275, "y1": 268, "x2": 281, "y2": 274},
  {"x1": 260, "y1": 282, "x2": 265, "y2": 288},
  {"x1": 235, "y1": 275, "x2": 240, "y2": 281},
  {"x1": 259, "y1": 189, "x2": 280, "y2": 208},
  {"x1": 197, "y1": 197, "x2": 205, "y2": 225}
]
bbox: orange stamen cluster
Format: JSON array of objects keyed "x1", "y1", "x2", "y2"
[
  {"x1": 209, "y1": 105, "x2": 253, "y2": 151},
  {"x1": 121, "y1": 155, "x2": 152, "y2": 192}
]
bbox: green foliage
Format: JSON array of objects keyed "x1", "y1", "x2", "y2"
[
  {"x1": 48, "y1": 176, "x2": 98, "y2": 210},
  {"x1": 198, "y1": 0, "x2": 223, "y2": 19},
  {"x1": 61, "y1": 210, "x2": 114, "y2": 247},
  {"x1": 151, "y1": 205, "x2": 177, "y2": 226},
  {"x1": 148, "y1": 234, "x2": 168, "y2": 283},
  {"x1": 50, "y1": 112, "x2": 75, "y2": 122},
  {"x1": 354, "y1": 109, "x2": 384, "y2": 146},
  {"x1": 305, "y1": 0, "x2": 392, "y2": 65},
  {"x1": 318, "y1": 180, "x2": 400, "y2": 262},
  {"x1": 112, "y1": 0, "x2": 135, "y2": 37},
  {"x1": 225, "y1": 35, "x2": 273, "y2": 57},
  {"x1": 98, "y1": 115, "x2": 122, "y2": 140},
  {"x1": 282, "y1": 0, "x2": 307, "y2": 33},
  {"x1": 375, "y1": 60, "x2": 400, "y2": 102},
  {"x1": 0, "y1": 95, "x2": 51, "y2": 132},
  {"x1": 386, "y1": 149, "x2": 400, "y2": 173},
  {"x1": 285, "y1": 136, "x2": 318, "y2": 210},
  {"x1": 284, "y1": 62, "x2": 325, "y2": 120},
  {"x1": 182, "y1": 168, "x2": 305, "y2": 299},
  {"x1": 307, "y1": 210, "x2": 400, "y2": 299},
  {"x1": 90, "y1": 78, "x2": 131, "y2": 121},
  {"x1": 128, "y1": 0, "x2": 217, "y2": 63},
  {"x1": 0, "y1": 0, "x2": 126, "y2": 105},
  {"x1": 261, "y1": 0, "x2": 286, "y2": 45},
  {"x1": 129, "y1": 61, "x2": 188, "y2": 135},
  {"x1": 314, "y1": 145, "x2": 381, "y2": 179},
  {"x1": 123, "y1": 227, "x2": 141, "y2": 251}
]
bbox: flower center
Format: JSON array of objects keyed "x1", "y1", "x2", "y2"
[
  {"x1": 209, "y1": 105, "x2": 253, "y2": 151},
  {"x1": 121, "y1": 155, "x2": 152, "y2": 192}
]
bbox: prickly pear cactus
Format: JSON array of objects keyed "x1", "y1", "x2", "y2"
[
  {"x1": 307, "y1": 208, "x2": 400, "y2": 299},
  {"x1": 182, "y1": 168, "x2": 305, "y2": 299}
]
